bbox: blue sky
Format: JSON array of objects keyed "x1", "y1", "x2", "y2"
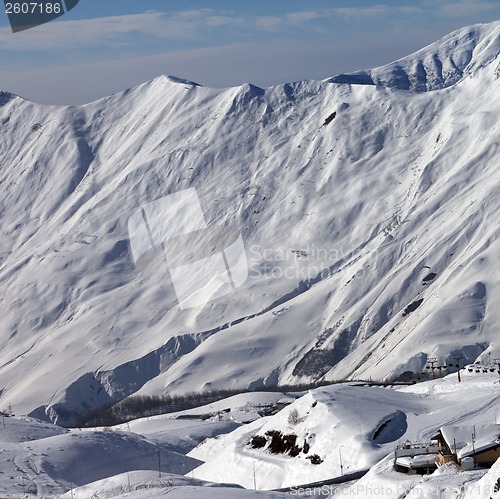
[{"x1": 0, "y1": 0, "x2": 499, "y2": 104}]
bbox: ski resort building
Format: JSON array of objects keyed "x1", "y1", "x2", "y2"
[
  {"x1": 431, "y1": 425, "x2": 500, "y2": 469},
  {"x1": 394, "y1": 441, "x2": 440, "y2": 475},
  {"x1": 394, "y1": 424, "x2": 500, "y2": 474}
]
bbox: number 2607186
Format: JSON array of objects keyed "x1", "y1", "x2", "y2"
[{"x1": 5, "y1": 2, "x2": 62, "y2": 14}]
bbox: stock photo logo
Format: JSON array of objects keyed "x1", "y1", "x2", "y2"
[
  {"x1": 4, "y1": 0, "x2": 80, "y2": 33},
  {"x1": 128, "y1": 188, "x2": 248, "y2": 310}
]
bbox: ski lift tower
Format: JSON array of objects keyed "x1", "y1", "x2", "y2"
[
  {"x1": 425, "y1": 358, "x2": 439, "y2": 380},
  {"x1": 493, "y1": 359, "x2": 500, "y2": 384},
  {"x1": 449, "y1": 354, "x2": 463, "y2": 383}
]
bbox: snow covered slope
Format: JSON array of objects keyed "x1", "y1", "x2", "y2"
[
  {"x1": 0, "y1": 374, "x2": 498, "y2": 497},
  {"x1": 0, "y1": 21, "x2": 499, "y2": 425},
  {"x1": 0, "y1": 391, "x2": 293, "y2": 497},
  {"x1": 62, "y1": 472, "x2": 290, "y2": 499},
  {"x1": 189, "y1": 371, "x2": 500, "y2": 490},
  {"x1": 0, "y1": 412, "x2": 245, "y2": 496},
  {"x1": 330, "y1": 21, "x2": 500, "y2": 91}
]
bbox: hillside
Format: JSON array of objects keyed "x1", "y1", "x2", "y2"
[
  {"x1": 0, "y1": 372, "x2": 498, "y2": 497},
  {"x1": 0, "y1": 21, "x2": 499, "y2": 425},
  {"x1": 189, "y1": 370, "x2": 500, "y2": 490}
]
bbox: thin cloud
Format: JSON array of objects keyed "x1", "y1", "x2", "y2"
[
  {"x1": 255, "y1": 16, "x2": 283, "y2": 32},
  {"x1": 254, "y1": 7, "x2": 388, "y2": 32},
  {"x1": 206, "y1": 15, "x2": 243, "y2": 28},
  {"x1": 286, "y1": 11, "x2": 322, "y2": 26},
  {"x1": 437, "y1": 1, "x2": 500, "y2": 17},
  {"x1": 397, "y1": 6, "x2": 425, "y2": 15},
  {"x1": 332, "y1": 5, "x2": 388, "y2": 18},
  {"x1": 0, "y1": 12, "x2": 192, "y2": 50},
  {"x1": 0, "y1": 9, "x2": 249, "y2": 51},
  {"x1": 255, "y1": 11, "x2": 322, "y2": 31}
]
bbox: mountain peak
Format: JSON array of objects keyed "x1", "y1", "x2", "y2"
[
  {"x1": 151, "y1": 75, "x2": 202, "y2": 87},
  {"x1": 329, "y1": 20, "x2": 500, "y2": 92},
  {"x1": 0, "y1": 90, "x2": 16, "y2": 106}
]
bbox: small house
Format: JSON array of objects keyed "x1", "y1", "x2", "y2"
[{"x1": 431, "y1": 424, "x2": 500, "y2": 469}]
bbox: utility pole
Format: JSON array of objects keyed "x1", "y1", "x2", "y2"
[
  {"x1": 493, "y1": 359, "x2": 500, "y2": 384},
  {"x1": 425, "y1": 358, "x2": 439, "y2": 379},
  {"x1": 472, "y1": 426, "x2": 476, "y2": 468},
  {"x1": 339, "y1": 446, "x2": 344, "y2": 476},
  {"x1": 253, "y1": 461, "x2": 256, "y2": 490},
  {"x1": 157, "y1": 449, "x2": 161, "y2": 478}
]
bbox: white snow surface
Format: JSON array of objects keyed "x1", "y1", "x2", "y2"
[
  {"x1": 0, "y1": 393, "x2": 252, "y2": 497},
  {"x1": 0, "y1": 373, "x2": 498, "y2": 497},
  {"x1": 439, "y1": 424, "x2": 500, "y2": 458},
  {"x1": 329, "y1": 21, "x2": 500, "y2": 91},
  {"x1": 188, "y1": 371, "x2": 500, "y2": 490},
  {"x1": 0, "y1": 21, "x2": 499, "y2": 425}
]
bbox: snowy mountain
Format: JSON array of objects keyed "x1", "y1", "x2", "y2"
[
  {"x1": 1, "y1": 372, "x2": 499, "y2": 497},
  {"x1": 0, "y1": 21, "x2": 499, "y2": 425},
  {"x1": 330, "y1": 22, "x2": 499, "y2": 91}
]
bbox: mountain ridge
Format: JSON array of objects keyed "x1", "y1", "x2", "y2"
[
  {"x1": 329, "y1": 20, "x2": 500, "y2": 91},
  {"x1": 0, "y1": 21, "x2": 499, "y2": 426}
]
